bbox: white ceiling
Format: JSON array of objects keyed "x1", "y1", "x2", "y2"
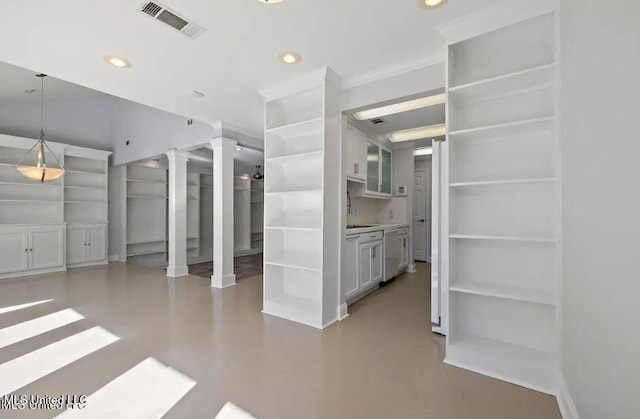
[{"x1": 0, "y1": 0, "x2": 504, "y2": 135}]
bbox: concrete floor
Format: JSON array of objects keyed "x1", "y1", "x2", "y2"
[{"x1": 0, "y1": 262, "x2": 561, "y2": 418}]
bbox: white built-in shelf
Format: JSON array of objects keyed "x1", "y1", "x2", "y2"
[
  {"x1": 446, "y1": 335, "x2": 555, "y2": 394},
  {"x1": 64, "y1": 185, "x2": 100, "y2": 190},
  {"x1": 265, "y1": 117, "x2": 324, "y2": 138},
  {"x1": 265, "y1": 226, "x2": 320, "y2": 232},
  {"x1": 127, "y1": 195, "x2": 167, "y2": 199},
  {"x1": 449, "y1": 116, "x2": 555, "y2": 140},
  {"x1": 0, "y1": 181, "x2": 60, "y2": 187},
  {"x1": 66, "y1": 170, "x2": 106, "y2": 176},
  {"x1": 449, "y1": 178, "x2": 556, "y2": 188},
  {"x1": 200, "y1": 185, "x2": 213, "y2": 189},
  {"x1": 449, "y1": 63, "x2": 555, "y2": 100},
  {"x1": 266, "y1": 150, "x2": 322, "y2": 163},
  {"x1": 65, "y1": 201, "x2": 105, "y2": 204},
  {"x1": 265, "y1": 188, "x2": 322, "y2": 196},
  {"x1": 450, "y1": 282, "x2": 555, "y2": 306},
  {"x1": 127, "y1": 250, "x2": 167, "y2": 257},
  {"x1": 450, "y1": 234, "x2": 556, "y2": 243},
  {"x1": 127, "y1": 239, "x2": 166, "y2": 245},
  {"x1": 0, "y1": 199, "x2": 59, "y2": 203},
  {"x1": 264, "y1": 258, "x2": 321, "y2": 272},
  {"x1": 127, "y1": 179, "x2": 166, "y2": 185}
]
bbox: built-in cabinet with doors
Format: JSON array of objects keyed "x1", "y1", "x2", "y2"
[
  {"x1": 343, "y1": 231, "x2": 384, "y2": 302},
  {"x1": 344, "y1": 120, "x2": 392, "y2": 197},
  {"x1": 0, "y1": 134, "x2": 111, "y2": 280},
  {"x1": 398, "y1": 228, "x2": 409, "y2": 271}
]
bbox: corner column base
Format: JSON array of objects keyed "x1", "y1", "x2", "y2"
[
  {"x1": 211, "y1": 274, "x2": 236, "y2": 289},
  {"x1": 167, "y1": 266, "x2": 189, "y2": 278}
]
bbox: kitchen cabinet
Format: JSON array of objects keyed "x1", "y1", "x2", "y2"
[
  {"x1": 398, "y1": 229, "x2": 409, "y2": 271},
  {"x1": 0, "y1": 225, "x2": 65, "y2": 278},
  {"x1": 345, "y1": 125, "x2": 367, "y2": 182},
  {"x1": 366, "y1": 141, "x2": 392, "y2": 197},
  {"x1": 67, "y1": 223, "x2": 107, "y2": 267},
  {"x1": 344, "y1": 231, "x2": 384, "y2": 303}
]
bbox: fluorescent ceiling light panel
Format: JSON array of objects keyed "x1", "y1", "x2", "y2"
[
  {"x1": 413, "y1": 147, "x2": 433, "y2": 156},
  {"x1": 389, "y1": 124, "x2": 446, "y2": 142},
  {"x1": 353, "y1": 93, "x2": 445, "y2": 121}
]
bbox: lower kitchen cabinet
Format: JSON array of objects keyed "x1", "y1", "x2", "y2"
[
  {"x1": 0, "y1": 225, "x2": 65, "y2": 279},
  {"x1": 67, "y1": 223, "x2": 107, "y2": 267},
  {"x1": 398, "y1": 230, "x2": 409, "y2": 271},
  {"x1": 343, "y1": 231, "x2": 384, "y2": 302}
]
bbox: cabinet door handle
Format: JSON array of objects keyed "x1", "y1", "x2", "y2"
[
  {"x1": 30, "y1": 248, "x2": 33, "y2": 252},
  {"x1": 372, "y1": 247, "x2": 376, "y2": 258},
  {"x1": 25, "y1": 248, "x2": 28, "y2": 252}
]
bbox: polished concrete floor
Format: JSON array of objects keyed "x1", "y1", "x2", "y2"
[{"x1": 0, "y1": 263, "x2": 561, "y2": 418}]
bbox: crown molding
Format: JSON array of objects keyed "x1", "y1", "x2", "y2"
[{"x1": 340, "y1": 51, "x2": 445, "y2": 90}]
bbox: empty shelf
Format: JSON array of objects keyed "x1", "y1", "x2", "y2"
[{"x1": 450, "y1": 281, "x2": 555, "y2": 305}]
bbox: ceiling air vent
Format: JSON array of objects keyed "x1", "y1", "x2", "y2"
[
  {"x1": 371, "y1": 118, "x2": 385, "y2": 125},
  {"x1": 139, "y1": 1, "x2": 206, "y2": 39}
]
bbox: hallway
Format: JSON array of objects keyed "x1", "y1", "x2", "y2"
[{"x1": 0, "y1": 263, "x2": 560, "y2": 418}]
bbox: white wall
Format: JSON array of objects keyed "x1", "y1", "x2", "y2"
[
  {"x1": 0, "y1": 95, "x2": 114, "y2": 150},
  {"x1": 393, "y1": 148, "x2": 415, "y2": 269},
  {"x1": 560, "y1": 1, "x2": 640, "y2": 418},
  {"x1": 111, "y1": 99, "x2": 216, "y2": 166}
]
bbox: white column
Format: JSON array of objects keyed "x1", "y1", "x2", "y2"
[
  {"x1": 166, "y1": 149, "x2": 190, "y2": 278},
  {"x1": 210, "y1": 138, "x2": 237, "y2": 288}
]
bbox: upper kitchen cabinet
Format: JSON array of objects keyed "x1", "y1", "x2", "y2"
[
  {"x1": 345, "y1": 124, "x2": 367, "y2": 183},
  {"x1": 366, "y1": 141, "x2": 392, "y2": 197}
]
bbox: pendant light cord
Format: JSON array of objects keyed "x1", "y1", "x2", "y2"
[{"x1": 40, "y1": 75, "x2": 44, "y2": 138}]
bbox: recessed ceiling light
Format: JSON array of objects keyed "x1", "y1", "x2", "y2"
[
  {"x1": 353, "y1": 93, "x2": 445, "y2": 121},
  {"x1": 257, "y1": 0, "x2": 283, "y2": 3},
  {"x1": 193, "y1": 90, "x2": 205, "y2": 98},
  {"x1": 389, "y1": 124, "x2": 447, "y2": 142},
  {"x1": 24, "y1": 89, "x2": 37, "y2": 94},
  {"x1": 414, "y1": 147, "x2": 433, "y2": 156},
  {"x1": 235, "y1": 146, "x2": 243, "y2": 151},
  {"x1": 104, "y1": 55, "x2": 132, "y2": 69},
  {"x1": 279, "y1": 51, "x2": 301, "y2": 64},
  {"x1": 418, "y1": 0, "x2": 448, "y2": 9}
]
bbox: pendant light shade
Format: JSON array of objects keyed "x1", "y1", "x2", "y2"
[{"x1": 15, "y1": 74, "x2": 65, "y2": 183}]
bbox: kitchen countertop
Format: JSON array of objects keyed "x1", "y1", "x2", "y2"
[{"x1": 346, "y1": 223, "x2": 409, "y2": 235}]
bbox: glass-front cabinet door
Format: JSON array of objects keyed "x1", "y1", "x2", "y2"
[
  {"x1": 380, "y1": 148, "x2": 392, "y2": 195},
  {"x1": 366, "y1": 142, "x2": 380, "y2": 193}
]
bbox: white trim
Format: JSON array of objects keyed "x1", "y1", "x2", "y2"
[
  {"x1": 557, "y1": 378, "x2": 580, "y2": 419},
  {"x1": 211, "y1": 273, "x2": 236, "y2": 289},
  {"x1": 437, "y1": 0, "x2": 557, "y2": 44},
  {"x1": 322, "y1": 317, "x2": 339, "y2": 329},
  {"x1": 0, "y1": 266, "x2": 66, "y2": 281},
  {"x1": 341, "y1": 52, "x2": 445, "y2": 90},
  {"x1": 108, "y1": 254, "x2": 120, "y2": 262},
  {"x1": 407, "y1": 263, "x2": 417, "y2": 273},
  {"x1": 259, "y1": 67, "x2": 329, "y2": 101},
  {"x1": 338, "y1": 303, "x2": 349, "y2": 320},
  {"x1": 67, "y1": 260, "x2": 109, "y2": 269}
]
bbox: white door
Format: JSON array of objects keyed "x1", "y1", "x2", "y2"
[
  {"x1": 87, "y1": 225, "x2": 107, "y2": 262},
  {"x1": 371, "y1": 241, "x2": 383, "y2": 284},
  {"x1": 413, "y1": 171, "x2": 427, "y2": 261},
  {"x1": 29, "y1": 228, "x2": 64, "y2": 270},
  {"x1": 0, "y1": 231, "x2": 29, "y2": 274},
  {"x1": 67, "y1": 226, "x2": 87, "y2": 265},
  {"x1": 343, "y1": 236, "x2": 360, "y2": 300},
  {"x1": 431, "y1": 142, "x2": 443, "y2": 332},
  {"x1": 358, "y1": 242, "x2": 373, "y2": 290}
]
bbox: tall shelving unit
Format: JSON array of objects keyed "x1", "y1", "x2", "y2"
[
  {"x1": 439, "y1": 1, "x2": 560, "y2": 394},
  {"x1": 186, "y1": 172, "x2": 200, "y2": 261},
  {"x1": 250, "y1": 179, "x2": 264, "y2": 251},
  {"x1": 260, "y1": 68, "x2": 341, "y2": 329},
  {"x1": 125, "y1": 163, "x2": 168, "y2": 268}
]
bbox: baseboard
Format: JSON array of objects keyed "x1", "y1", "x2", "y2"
[
  {"x1": 338, "y1": 303, "x2": 349, "y2": 320},
  {"x1": 166, "y1": 265, "x2": 189, "y2": 278},
  {"x1": 211, "y1": 273, "x2": 236, "y2": 289},
  {"x1": 407, "y1": 263, "x2": 417, "y2": 273},
  {"x1": 108, "y1": 254, "x2": 119, "y2": 262},
  {"x1": 557, "y1": 377, "x2": 580, "y2": 419},
  {"x1": 0, "y1": 266, "x2": 66, "y2": 281}
]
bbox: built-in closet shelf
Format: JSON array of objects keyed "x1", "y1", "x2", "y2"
[
  {"x1": 450, "y1": 282, "x2": 555, "y2": 306},
  {"x1": 266, "y1": 117, "x2": 324, "y2": 138},
  {"x1": 265, "y1": 226, "x2": 320, "y2": 232},
  {"x1": 264, "y1": 260, "x2": 321, "y2": 273},
  {"x1": 66, "y1": 170, "x2": 106, "y2": 176},
  {"x1": 0, "y1": 181, "x2": 60, "y2": 187},
  {"x1": 0, "y1": 199, "x2": 59, "y2": 203},
  {"x1": 64, "y1": 185, "x2": 102, "y2": 190},
  {"x1": 126, "y1": 239, "x2": 166, "y2": 245},
  {"x1": 65, "y1": 201, "x2": 105, "y2": 204},
  {"x1": 446, "y1": 335, "x2": 555, "y2": 393},
  {"x1": 449, "y1": 116, "x2": 555, "y2": 140},
  {"x1": 266, "y1": 150, "x2": 323, "y2": 163},
  {"x1": 449, "y1": 178, "x2": 556, "y2": 188},
  {"x1": 126, "y1": 179, "x2": 166, "y2": 185},
  {"x1": 450, "y1": 234, "x2": 556, "y2": 243},
  {"x1": 449, "y1": 63, "x2": 555, "y2": 101},
  {"x1": 127, "y1": 250, "x2": 167, "y2": 257},
  {"x1": 200, "y1": 185, "x2": 213, "y2": 189},
  {"x1": 127, "y1": 195, "x2": 167, "y2": 199},
  {"x1": 265, "y1": 189, "x2": 322, "y2": 196}
]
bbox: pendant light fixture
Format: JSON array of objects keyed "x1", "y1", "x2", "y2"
[
  {"x1": 15, "y1": 74, "x2": 66, "y2": 182},
  {"x1": 253, "y1": 165, "x2": 264, "y2": 180}
]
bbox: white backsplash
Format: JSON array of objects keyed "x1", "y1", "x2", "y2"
[{"x1": 347, "y1": 197, "x2": 407, "y2": 225}]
